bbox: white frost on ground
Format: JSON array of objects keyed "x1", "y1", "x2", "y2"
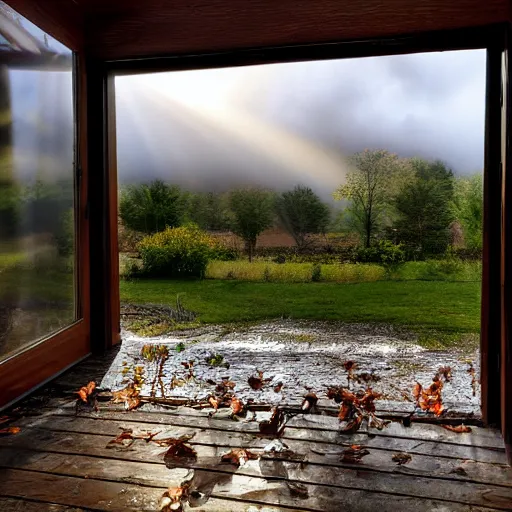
[{"x1": 101, "y1": 320, "x2": 481, "y2": 416}]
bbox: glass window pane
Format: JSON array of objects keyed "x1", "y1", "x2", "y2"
[{"x1": 0, "y1": 2, "x2": 76, "y2": 361}]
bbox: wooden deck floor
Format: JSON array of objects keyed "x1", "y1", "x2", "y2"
[{"x1": 0, "y1": 350, "x2": 511, "y2": 512}]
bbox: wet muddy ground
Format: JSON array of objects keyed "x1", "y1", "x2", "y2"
[{"x1": 102, "y1": 320, "x2": 481, "y2": 417}]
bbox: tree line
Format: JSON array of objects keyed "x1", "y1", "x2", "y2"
[{"x1": 118, "y1": 149, "x2": 483, "y2": 261}]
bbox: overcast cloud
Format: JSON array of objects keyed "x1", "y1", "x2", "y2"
[{"x1": 115, "y1": 49, "x2": 486, "y2": 196}]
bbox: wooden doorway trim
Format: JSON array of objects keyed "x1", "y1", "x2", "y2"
[
  {"x1": 101, "y1": 24, "x2": 507, "y2": 432},
  {"x1": 87, "y1": 61, "x2": 120, "y2": 354},
  {"x1": 501, "y1": 25, "x2": 512, "y2": 465}
]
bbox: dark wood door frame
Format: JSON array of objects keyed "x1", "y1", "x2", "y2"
[
  {"x1": 87, "y1": 60, "x2": 120, "y2": 354},
  {"x1": 89, "y1": 24, "x2": 511, "y2": 459}
]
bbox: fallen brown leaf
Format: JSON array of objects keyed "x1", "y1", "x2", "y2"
[
  {"x1": 248, "y1": 375, "x2": 264, "y2": 390},
  {"x1": 392, "y1": 452, "x2": 412, "y2": 465},
  {"x1": 414, "y1": 376, "x2": 445, "y2": 416},
  {"x1": 442, "y1": 424, "x2": 472, "y2": 433},
  {"x1": 159, "y1": 482, "x2": 190, "y2": 512},
  {"x1": 208, "y1": 396, "x2": 221, "y2": 410},
  {"x1": 437, "y1": 366, "x2": 452, "y2": 382},
  {"x1": 106, "y1": 428, "x2": 161, "y2": 448},
  {"x1": 338, "y1": 402, "x2": 351, "y2": 421},
  {"x1": 230, "y1": 397, "x2": 244, "y2": 416},
  {"x1": 76, "y1": 381, "x2": 96, "y2": 403},
  {"x1": 162, "y1": 436, "x2": 197, "y2": 463},
  {"x1": 111, "y1": 383, "x2": 141, "y2": 411},
  {"x1": 340, "y1": 414, "x2": 363, "y2": 434},
  {"x1": 0, "y1": 426, "x2": 20, "y2": 436},
  {"x1": 340, "y1": 445, "x2": 370, "y2": 464},
  {"x1": 343, "y1": 360, "x2": 357, "y2": 383},
  {"x1": 221, "y1": 448, "x2": 259, "y2": 467},
  {"x1": 301, "y1": 392, "x2": 318, "y2": 412}
]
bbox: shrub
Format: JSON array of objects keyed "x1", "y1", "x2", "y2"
[
  {"x1": 311, "y1": 263, "x2": 322, "y2": 282},
  {"x1": 137, "y1": 224, "x2": 216, "y2": 278},
  {"x1": 355, "y1": 240, "x2": 405, "y2": 266}
]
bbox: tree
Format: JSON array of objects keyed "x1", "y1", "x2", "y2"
[
  {"x1": 187, "y1": 191, "x2": 230, "y2": 231},
  {"x1": 451, "y1": 174, "x2": 483, "y2": 250},
  {"x1": 333, "y1": 149, "x2": 410, "y2": 247},
  {"x1": 276, "y1": 185, "x2": 330, "y2": 250},
  {"x1": 228, "y1": 187, "x2": 275, "y2": 262},
  {"x1": 393, "y1": 158, "x2": 455, "y2": 256},
  {"x1": 119, "y1": 180, "x2": 187, "y2": 234}
]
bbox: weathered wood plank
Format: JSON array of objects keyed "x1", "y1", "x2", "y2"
[
  {"x1": 30, "y1": 408, "x2": 507, "y2": 464},
  {"x1": 38, "y1": 398, "x2": 497, "y2": 444},
  {"x1": 4, "y1": 417, "x2": 511, "y2": 488},
  {"x1": 2, "y1": 423, "x2": 510, "y2": 488},
  {"x1": 1, "y1": 429, "x2": 511, "y2": 508},
  {"x1": 0, "y1": 497, "x2": 89, "y2": 511}
]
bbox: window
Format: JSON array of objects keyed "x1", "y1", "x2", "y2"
[{"x1": 0, "y1": 2, "x2": 76, "y2": 361}]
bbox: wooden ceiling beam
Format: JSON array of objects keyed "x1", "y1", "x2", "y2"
[{"x1": 84, "y1": 0, "x2": 512, "y2": 61}]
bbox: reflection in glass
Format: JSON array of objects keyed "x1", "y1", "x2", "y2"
[{"x1": 0, "y1": 2, "x2": 75, "y2": 360}]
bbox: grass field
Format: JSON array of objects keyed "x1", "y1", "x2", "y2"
[{"x1": 119, "y1": 279, "x2": 481, "y2": 346}]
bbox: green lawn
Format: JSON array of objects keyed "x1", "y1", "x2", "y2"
[{"x1": 119, "y1": 279, "x2": 481, "y2": 343}]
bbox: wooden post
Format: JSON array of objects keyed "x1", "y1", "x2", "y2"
[
  {"x1": 87, "y1": 61, "x2": 120, "y2": 354},
  {"x1": 501, "y1": 26, "x2": 512, "y2": 465}
]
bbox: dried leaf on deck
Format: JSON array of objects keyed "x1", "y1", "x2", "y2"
[
  {"x1": 154, "y1": 433, "x2": 196, "y2": 446},
  {"x1": 414, "y1": 376, "x2": 445, "y2": 416},
  {"x1": 106, "y1": 428, "x2": 136, "y2": 448},
  {"x1": 248, "y1": 375, "x2": 264, "y2": 390},
  {"x1": 301, "y1": 392, "x2": 318, "y2": 412},
  {"x1": 76, "y1": 381, "x2": 96, "y2": 403},
  {"x1": 344, "y1": 360, "x2": 357, "y2": 382},
  {"x1": 221, "y1": 448, "x2": 259, "y2": 467},
  {"x1": 338, "y1": 403, "x2": 352, "y2": 421},
  {"x1": 208, "y1": 396, "x2": 221, "y2": 410},
  {"x1": 340, "y1": 414, "x2": 363, "y2": 434},
  {"x1": 437, "y1": 366, "x2": 452, "y2": 382},
  {"x1": 368, "y1": 414, "x2": 390, "y2": 430},
  {"x1": 216, "y1": 378, "x2": 236, "y2": 394},
  {"x1": 340, "y1": 445, "x2": 370, "y2": 464},
  {"x1": 392, "y1": 452, "x2": 412, "y2": 465},
  {"x1": 111, "y1": 383, "x2": 141, "y2": 411},
  {"x1": 327, "y1": 386, "x2": 355, "y2": 404},
  {"x1": 162, "y1": 435, "x2": 197, "y2": 463},
  {"x1": 0, "y1": 426, "x2": 20, "y2": 436},
  {"x1": 412, "y1": 382, "x2": 422, "y2": 403},
  {"x1": 106, "y1": 427, "x2": 161, "y2": 448},
  {"x1": 442, "y1": 424, "x2": 472, "y2": 433},
  {"x1": 159, "y1": 483, "x2": 190, "y2": 512},
  {"x1": 230, "y1": 397, "x2": 244, "y2": 416},
  {"x1": 259, "y1": 407, "x2": 287, "y2": 436}
]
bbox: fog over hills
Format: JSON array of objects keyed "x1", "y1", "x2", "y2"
[{"x1": 115, "y1": 49, "x2": 486, "y2": 198}]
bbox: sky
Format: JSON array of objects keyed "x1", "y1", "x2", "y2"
[{"x1": 115, "y1": 49, "x2": 486, "y2": 198}]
